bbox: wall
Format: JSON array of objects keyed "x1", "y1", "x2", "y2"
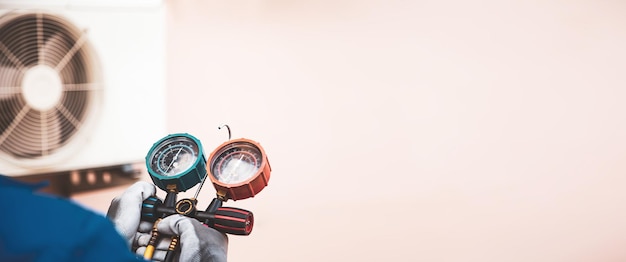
[{"x1": 76, "y1": 0, "x2": 626, "y2": 261}]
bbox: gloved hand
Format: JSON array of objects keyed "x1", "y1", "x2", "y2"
[
  {"x1": 135, "y1": 215, "x2": 228, "y2": 262},
  {"x1": 106, "y1": 181, "x2": 156, "y2": 247}
]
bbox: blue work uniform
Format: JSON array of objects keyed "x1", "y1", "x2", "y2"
[{"x1": 0, "y1": 175, "x2": 146, "y2": 262}]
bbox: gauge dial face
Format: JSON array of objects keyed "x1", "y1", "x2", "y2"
[
  {"x1": 210, "y1": 141, "x2": 263, "y2": 184},
  {"x1": 149, "y1": 136, "x2": 200, "y2": 177}
]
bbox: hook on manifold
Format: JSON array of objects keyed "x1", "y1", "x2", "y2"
[{"x1": 218, "y1": 124, "x2": 231, "y2": 140}]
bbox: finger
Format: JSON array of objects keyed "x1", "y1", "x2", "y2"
[
  {"x1": 157, "y1": 214, "x2": 228, "y2": 247},
  {"x1": 156, "y1": 214, "x2": 198, "y2": 236},
  {"x1": 135, "y1": 246, "x2": 146, "y2": 256},
  {"x1": 154, "y1": 237, "x2": 175, "y2": 250},
  {"x1": 135, "y1": 247, "x2": 168, "y2": 262},
  {"x1": 136, "y1": 233, "x2": 176, "y2": 250},
  {"x1": 134, "y1": 232, "x2": 151, "y2": 247},
  {"x1": 138, "y1": 221, "x2": 154, "y2": 233},
  {"x1": 151, "y1": 250, "x2": 167, "y2": 261}
]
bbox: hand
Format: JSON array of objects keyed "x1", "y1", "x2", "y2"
[
  {"x1": 135, "y1": 215, "x2": 228, "y2": 262},
  {"x1": 106, "y1": 181, "x2": 156, "y2": 247}
]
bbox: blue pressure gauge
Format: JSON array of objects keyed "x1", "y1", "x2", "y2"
[{"x1": 146, "y1": 133, "x2": 207, "y2": 192}]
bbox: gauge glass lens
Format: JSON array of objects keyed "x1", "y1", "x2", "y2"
[
  {"x1": 149, "y1": 136, "x2": 199, "y2": 177},
  {"x1": 211, "y1": 142, "x2": 262, "y2": 184}
]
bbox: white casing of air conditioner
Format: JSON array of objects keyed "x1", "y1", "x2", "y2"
[{"x1": 0, "y1": 0, "x2": 166, "y2": 176}]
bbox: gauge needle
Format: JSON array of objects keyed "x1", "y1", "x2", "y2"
[
  {"x1": 165, "y1": 147, "x2": 183, "y2": 173},
  {"x1": 226, "y1": 154, "x2": 245, "y2": 182}
]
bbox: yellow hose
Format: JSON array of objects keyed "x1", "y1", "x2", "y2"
[
  {"x1": 143, "y1": 245, "x2": 156, "y2": 259},
  {"x1": 143, "y1": 218, "x2": 162, "y2": 260}
]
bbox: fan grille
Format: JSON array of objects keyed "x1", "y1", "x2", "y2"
[{"x1": 0, "y1": 11, "x2": 101, "y2": 161}]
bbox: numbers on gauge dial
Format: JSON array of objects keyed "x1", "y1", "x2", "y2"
[
  {"x1": 211, "y1": 143, "x2": 262, "y2": 184},
  {"x1": 151, "y1": 138, "x2": 199, "y2": 177}
]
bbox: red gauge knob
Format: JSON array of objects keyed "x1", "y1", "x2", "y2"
[{"x1": 211, "y1": 207, "x2": 254, "y2": 236}]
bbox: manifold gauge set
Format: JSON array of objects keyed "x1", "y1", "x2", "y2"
[{"x1": 140, "y1": 125, "x2": 271, "y2": 260}]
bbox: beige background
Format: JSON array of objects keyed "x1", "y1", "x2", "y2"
[{"x1": 73, "y1": 1, "x2": 626, "y2": 261}]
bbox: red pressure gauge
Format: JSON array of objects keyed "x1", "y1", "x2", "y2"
[{"x1": 208, "y1": 138, "x2": 271, "y2": 201}]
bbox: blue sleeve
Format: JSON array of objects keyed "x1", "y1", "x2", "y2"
[
  {"x1": 0, "y1": 177, "x2": 147, "y2": 262},
  {"x1": 67, "y1": 214, "x2": 147, "y2": 262}
]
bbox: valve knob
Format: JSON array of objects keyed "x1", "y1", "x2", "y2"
[
  {"x1": 141, "y1": 196, "x2": 162, "y2": 222},
  {"x1": 212, "y1": 207, "x2": 254, "y2": 236}
]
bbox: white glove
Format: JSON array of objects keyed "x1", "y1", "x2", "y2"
[
  {"x1": 135, "y1": 214, "x2": 229, "y2": 262},
  {"x1": 106, "y1": 181, "x2": 156, "y2": 247}
]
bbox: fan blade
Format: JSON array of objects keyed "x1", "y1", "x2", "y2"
[
  {"x1": 41, "y1": 109, "x2": 62, "y2": 156},
  {"x1": 0, "y1": 41, "x2": 27, "y2": 71},
  {"x1": 0, "y1": 104, "x2": 29, "y2": 153},
  {"x1": 6, "y1": 109, "x2": 63, "y2": 158},
  {"x1": 40, "y1": 32, "x2": 65, "y2": 67},
  {"x1": 0, "y1": 66, "x2": 22, "y2": 100},
  {"x1": 0, "y1": 64, "x2": 23, "y2": 139}
]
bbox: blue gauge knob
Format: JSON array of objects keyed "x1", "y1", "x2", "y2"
[{"x1": 146, "y1": 133, "x2": 207, "y2": 192}]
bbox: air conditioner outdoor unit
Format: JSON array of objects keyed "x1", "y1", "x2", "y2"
[{"x1": 0, "y1": 0, "x2": 166, "y2": 191}]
